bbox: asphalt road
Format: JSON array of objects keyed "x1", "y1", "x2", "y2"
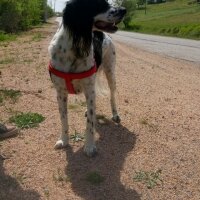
[{"x1": 113, "y1": 31, "x2": 200, "y2": 63}]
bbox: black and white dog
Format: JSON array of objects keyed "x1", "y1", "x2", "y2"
[{"x1": 48, "y1": 0, "x2": 126, "y2": 157}]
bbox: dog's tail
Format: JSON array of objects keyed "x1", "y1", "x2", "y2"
[{"x1": 95, "y1": 66, "x2": 109, "y2": 96}]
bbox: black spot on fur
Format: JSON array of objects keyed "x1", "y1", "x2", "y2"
[
  {"x1": 63, "y1": 97, "x2": 67, "y2": 102},
  {"x1": 93, "y1": 31, "x2": 104, "y2": 68},
  {"x1": 90, "y1": 109, "x2": 93, "y2": 116}
]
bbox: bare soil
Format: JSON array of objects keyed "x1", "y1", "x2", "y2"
[{"x1": 0, "y1": 19, "x2": 200, "y2": 200}]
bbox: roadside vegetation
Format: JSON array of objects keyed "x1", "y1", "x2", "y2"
[
  {"x1": 0, "y1": 0, "x2": 54, "y2": 42},
  {"x1": 116, "y1": 0, "x2": 200, "y2": 39}
]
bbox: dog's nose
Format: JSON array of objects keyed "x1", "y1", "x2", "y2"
[{"x1": 120, "y1": 7, "x2": 127, "y2": 15}]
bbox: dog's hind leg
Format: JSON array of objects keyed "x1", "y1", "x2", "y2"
[
  {"x1": 54, "y1": 87, "x2": 69, "y2": 149},
  {"x1": 105, "y1": 69, "x2": 121, "y2": 123},
  {"x1": 103, "y1": 47, "x2": 121, "y2": 124},
  {"x1": 82, "y1": 77, "x2": 97, "y2": 157}
]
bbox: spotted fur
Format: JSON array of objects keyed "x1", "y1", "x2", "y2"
[{"x1": 48, "y1": 0, "x2": 126, "y2": 157}]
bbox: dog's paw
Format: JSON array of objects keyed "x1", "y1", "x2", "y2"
[
  {"x1": 112, "y1": 115, "x2": 121, "y2": 124},
  {"x1": 84, "y1": 145, "x2": 97, "y2": 157},
  {"x1": 54, "y1": 139, "x2": 68, "y2": 149}
]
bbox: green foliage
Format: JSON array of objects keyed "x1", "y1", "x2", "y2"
[
  {"x1": 126, "y1": 0, "x2": 200, "y2": 39},
  {"x1": 70, "y1": 131, "x2": 85, "y2": 142},
  {"x1": 133, "y1": 169, "x2": 162, "y2": 189},
  {"x1": 9, "y1": 112, "x2": 45, "y2": 129},
  {"x1": 122, "y1": 0, "x2": 137, "y2": 28},
  {"x1": 0, "y1": 0, "x2": 54, "y2": 33}
]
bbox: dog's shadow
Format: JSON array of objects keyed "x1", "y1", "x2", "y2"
[{"x1": 65, "y1": 118, "x2": 141, "y2": 200}]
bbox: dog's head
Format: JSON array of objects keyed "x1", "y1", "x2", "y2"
[{"x1": 63, "y1": 0, "x2": 126, "y2": 57}]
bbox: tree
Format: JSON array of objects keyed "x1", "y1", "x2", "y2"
[
  {"x1": 113, "y1": 0, "x2": 136, "y2": 29},
  {"x1": 0, "y1": 0, "x2": 54, "y2": 33}
]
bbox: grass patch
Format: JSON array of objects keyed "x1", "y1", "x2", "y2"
[
  {"x1": 53, "y1": 168, "x2": 70, "y2": 183},
  {"x1": 70, "y1": 131, "x2": 85, "y2": 142},
  {"x1": 0, "y1": 89, "x2": 21, "y2": 104},
  {"x1": 32, "y1": 33, "x2": 45, "y2": 41},
  {"x1": 9, "y1": 112, "x2": 45, "y2": 129},
  {"x1": 133, "y1": 169, "x2": 162, "y2": 189},
  {"x1": 86, "y1": 171, "x2": 104, "y2": 185},
  {"x1": 0, "y1": 32, "x2": 16, "y2": 42},
  {"x1": 0, "y1": 57, "x2": 15, "y2": 65}
]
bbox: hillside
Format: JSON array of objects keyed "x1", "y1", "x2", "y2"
[{"x1": 127, "y1": 0, "x2": 200, "y2": 39}]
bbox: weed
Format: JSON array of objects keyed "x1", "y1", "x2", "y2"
[
  {"x1": 79, "y1": 101, "x2": 87, "y2": 107},
  {"x1": 0, "y1": 89, "x2": 21, "y2": 104},
  {"x1": 9, "y1": 112, "x2": 45, "y2": 129},
  {"x1": 43, "y1": 187, "x2": 50, "y2": 198},
  {"x1": 0, "y1": 58, "x2": 15, "y2": 65},
  {"x1": 53, "y1": 168, "x2": 70, "y2": 183},
  {"x1": 70, "y1": 131, "x2": 84, "y2": 142},
  {"x1": 139, "y1": 118, "x2": 158, "y2": 132},
  {"x1": 12, "y1": 172, "x2": 26, "y2": 185},
  {"x1": 133, "y1": 169, "x2": 162, "y2": 189},
  {"x1": 32, "y1": 33, "x2": 45, "y2": 41},
  {"x1": 86, "y1": 171, "x2": 104, "y2": 185},
  {"x1": 68, "y1": 103, "x2": 80, "y2": 110}
]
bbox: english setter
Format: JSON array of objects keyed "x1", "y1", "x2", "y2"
[{"x1": 48, "y1": 0, "x2": 126, "y2": 157}]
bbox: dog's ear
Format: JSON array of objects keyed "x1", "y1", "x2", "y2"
[{"x1": 63, "y1": 0, "x2": 94, "y2": 58}]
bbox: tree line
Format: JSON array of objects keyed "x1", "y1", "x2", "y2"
[{"x1": 0, "y1": 0, "x2": 54, "y2": 33}]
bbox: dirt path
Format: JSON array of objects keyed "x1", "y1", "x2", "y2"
[{"x1": 0, "y1": 19, "x2": 200, "y2": 200}]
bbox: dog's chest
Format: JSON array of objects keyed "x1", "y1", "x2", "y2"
[{"x1": 49, "y1": 27, "x2": 94, "y2": 74}]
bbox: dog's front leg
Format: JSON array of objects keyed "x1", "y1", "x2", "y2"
[
  {"x1": 83, "y1": 78, "x2": 97, "y2": 157},
  {"x1": 54, "y1": 88, "x2": 69, "y2": 149}
]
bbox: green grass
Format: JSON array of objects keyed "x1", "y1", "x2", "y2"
[
  {"x1": 0, "y1": 32, "x2": 17, "y2": 42},
  {"x1": 9, "y1": 112, "x2": 45, "y2": 129},
  {"x1": 133, "y1": 169, "x2": 162, "y2": 189},
  {"x1": 86, "y1": 171, "x2": 104, "y2": 185},
  {"x1": 0, "y1": 57, "x2": 15, "y2": 65},
  {"x1": 125, "y1": 0, "x2": 200, "y2": 39},
  {"x1": 70, "y1": 131, "x2": 85, "y2": 142},
  {"x1": 0, "y1": 89, "x2": 21, "y2": 104},
  {"x1": 32, "y1": 33, "x2": 45, "y2": 41}
]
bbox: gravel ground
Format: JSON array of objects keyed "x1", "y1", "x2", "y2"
[{"x1": 0, "y1": 19, "x2": 200, "y2": 200}]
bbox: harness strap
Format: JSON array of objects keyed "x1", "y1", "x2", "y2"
[{"x1": 49, "y1": 62, "x2": 97, "y2": 94}]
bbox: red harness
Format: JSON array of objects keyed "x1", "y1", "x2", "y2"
[{"x1": 49, "y1": 62, "x2": 97, "y2": 94}]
